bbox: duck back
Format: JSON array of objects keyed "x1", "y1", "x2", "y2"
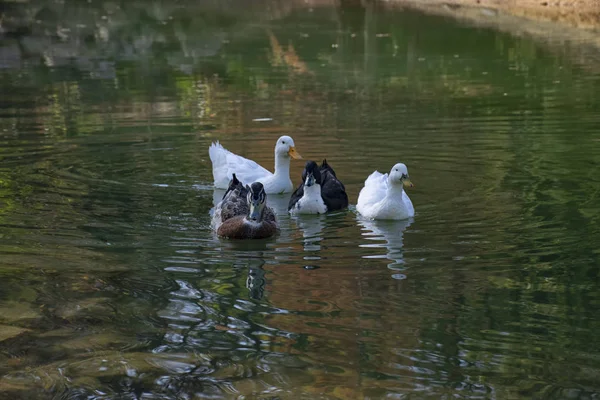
[
  {"x1": 319, "y1": 160, "x2": 348, "y2": 211},
  {"x1": 219, "y1": 174, "x2": 249, "y2": 221},
  {"x1": 217, "y1": 174, "x2": 275, "y2": 223}
]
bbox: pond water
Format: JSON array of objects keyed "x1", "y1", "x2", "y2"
[{"x1": 1, "y1": 1, "x2": 600, "y2": 398}]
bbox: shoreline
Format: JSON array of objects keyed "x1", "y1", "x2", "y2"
[
  {"x1": 373, "y1": 0, "x2": 600, "y2": 63},
  {"x1": 381, "y1": 0, "x2": 600, "y2": 31}
]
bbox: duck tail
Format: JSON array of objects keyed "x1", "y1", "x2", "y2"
[
  {"x1": 320, "y1": 159, "x2": 336, "y2": 177},
  {"x1": 223, "y1": 173, "x2": 244, "y2": 200},
  {"x1": 208, "y1": 141, "x2": 222, "y2": 160}
]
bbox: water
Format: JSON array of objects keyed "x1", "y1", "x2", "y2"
[{"x1": 1, "y1": 1, "x2": 600, "y2": 398}]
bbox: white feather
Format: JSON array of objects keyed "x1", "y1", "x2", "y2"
[
  {"x1": 356, "y1": 171, "x2": 388, "y2": 212},
  {"x1": 356, "y1": 165, "x2": 414, "y2": 220},
  {"x1": 290, "y1": 184, "x2": 327, "y2": 215},
  {"x1": 209, "y1": 141, "x2": 272, "y2": 189},
  {"x1": 208, "y1": 136, "x2": 298, "y2": 194}
]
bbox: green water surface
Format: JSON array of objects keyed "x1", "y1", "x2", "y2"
[{"x1": 1, "y1": 1, "x2": 600, "y2": 398}]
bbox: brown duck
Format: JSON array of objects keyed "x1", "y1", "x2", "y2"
[{"x1": 214, "y1": 175, "x2": 278, "y2": 239}]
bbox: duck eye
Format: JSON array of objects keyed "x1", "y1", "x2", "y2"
[{"x1": 282, "y1": 140, "x2": 286, "y2": 144}]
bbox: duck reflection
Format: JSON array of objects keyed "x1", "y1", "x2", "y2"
[
  {"x1": 358, "y1": 217, "x2": 413, "y2": 278},
  {"x1": 291, "y1": 214, "x2": 326, "y2": 252},
  {"x1": 246, "y1": 261, "x2": 266, "y2": 300},
  {"x1": 156, "y1": 256, "x2": 267, "y2": 354}
]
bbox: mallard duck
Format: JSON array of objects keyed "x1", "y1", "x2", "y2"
[
  {"x1": 356, "y1": 163, "x2": 414, "y2": 220},
  {"x1": 288, "y1": 160, "x2": 348, "y2": 214},
  {"x1": 214, "y1": 175, "x2": 278, "y2": 239},
  {"x1": 209, "y1": 135, "x2": 302, "y2": 194}
]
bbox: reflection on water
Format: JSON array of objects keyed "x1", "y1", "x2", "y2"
[
  {"x1": 292, "y1": 214, "x2": 326, "y2": 253},
  {"x1": 247, "y1": 261, "x2": 267, "y2": 300},
  {"x1": 1, "y1": 0, "x2": 600, "y2": 398},
  {"x1": 359, "y1": 217, "x2": 412, "y2": 278}
]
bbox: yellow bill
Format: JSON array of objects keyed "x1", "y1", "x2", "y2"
[
  {"x1": 288, "y1": 146, "x2": 302, "y2": 159},
  {"x1": 403, "y1": 178, "x2": 414, "y2": 188}
]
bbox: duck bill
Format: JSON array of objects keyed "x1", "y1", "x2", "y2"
[
  {"x1": 402, "y1": 179, "x2": 414, "y2": 188},
  {"x1": 248, "y1": 202, "x2": 263, "y2": 221},
  {"x1": 288, "y1": 146, "x2": 302, "y2": 160},
  {"x1": 304, "y1": 173, "x2": 315, "y2": 187}
]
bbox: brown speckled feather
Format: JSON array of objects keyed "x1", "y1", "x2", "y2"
[
  {"x1": 219, "y1": 186, "x2": 249, "y2": 222},
  {"x1": 218, "y1": 175, "x2": 275, "y2": 223},
  {"x1": 214, "y1": 175, "x2": 278, "y2": 239}
]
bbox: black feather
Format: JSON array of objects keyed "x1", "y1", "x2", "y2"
[
  {"x1": 222, "y1": 173, "x2": 247, "y2": 200},
  {"x1": 319, "y1": 160, "x2": 348, "y2": 211},
  {"x1": 288, "y1": 182, "x2": 304, "y2": 211},
  {"x1": 320, "y1": 159, "x2": 337, "y2": 177},
  {"x1": 287, "y1": 159, "x2": 348, "y2": 211}
]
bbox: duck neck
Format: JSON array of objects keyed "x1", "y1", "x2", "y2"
[
  {"x1": 386, "y1": 181, "x2": 404, "y2": 198},
  {"x1": 273, "y1": 153, "x2": 290, "y2": 178},
  {"x1": 304, "y1": 183, "x2": 322, "y2": 199}
]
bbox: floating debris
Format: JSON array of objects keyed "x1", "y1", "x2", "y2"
[{"x1": 303, "y1": 265, "x2": 320, "y2": 270}]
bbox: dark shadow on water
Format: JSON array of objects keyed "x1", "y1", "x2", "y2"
[{"x1": 246, "y1": 260, "x2": 267, "y2": 300}]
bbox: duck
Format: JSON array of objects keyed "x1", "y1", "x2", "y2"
[
  {"x1": 214, "y1": 175, "x2": 278, "y2": 239},
  {"x1": 356, "y1": 163, "x2": 414, "y2": 220},
  {"x1": 288, "y1": 160, "x2": 349, "y2": 214},
  {"x1": 209, "y1": 135, "x2": 302, "y2": 194}
]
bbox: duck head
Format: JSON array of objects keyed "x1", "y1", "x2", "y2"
[
  {"x1": 246, "y1": 182, "x2": 267, "y2": 221},
  {"x1": 389, "y1": 163, "x2": 414, "y2": 188},
  {"x1": 275, "y1": 135, "x2": 302, "y2": 160},
  {"x1": 302, "y1": 160, "x2": 323, "y2": 187}
]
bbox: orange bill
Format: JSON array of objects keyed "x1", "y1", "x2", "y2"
[{"x1": 288, "y1": 146, "x2": 302, "y2": 159}]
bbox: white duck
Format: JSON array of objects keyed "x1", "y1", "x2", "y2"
[
  {"x1": 208, "y1": 135, "x2": 302, "y2": 194},
  {"x1": 356, "y1": 163, "x2": 415, "y2": 220}
]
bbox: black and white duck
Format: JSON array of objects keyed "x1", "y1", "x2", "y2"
[
  {"x1": 213, "y1": 175, "x2": 278, "y2": 239},
  {"x1": 287, "y1": 160, "x2": 348, "y2": 215}
]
